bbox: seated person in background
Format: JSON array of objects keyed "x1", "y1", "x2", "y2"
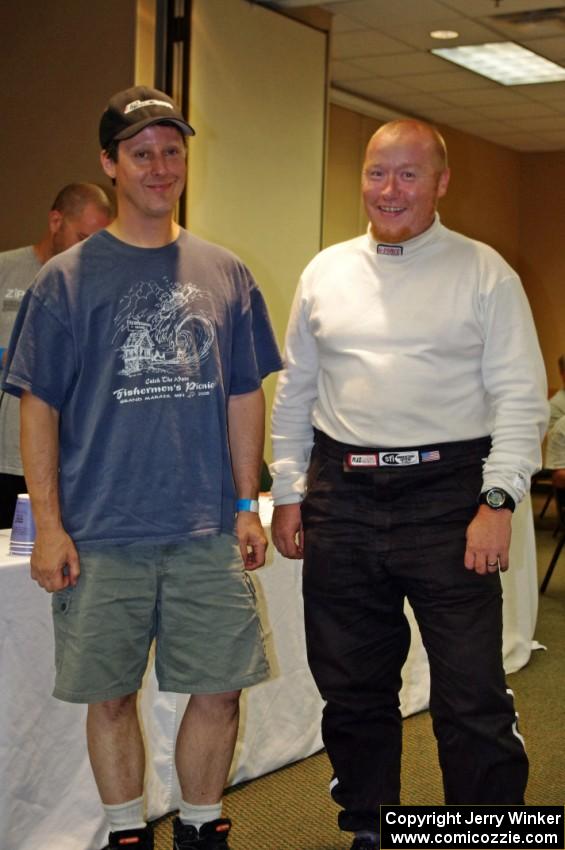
[
  {"x1": 549, "y1": 354, "x2": 565, "y2": 432},
  {"x1": 546, "y1": 414, "x2": 565, "y2": 488}
]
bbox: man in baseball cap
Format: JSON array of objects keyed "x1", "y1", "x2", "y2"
[{"x1": 4, "y1": 85, "x2": 281, "y2": 850}]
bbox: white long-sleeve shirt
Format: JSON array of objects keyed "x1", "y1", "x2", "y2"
[{"x1": 271, "y1": 216, "x2": 549, "y2": 505}]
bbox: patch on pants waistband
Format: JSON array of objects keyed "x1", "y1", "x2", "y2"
[{"x1": 344, "y1": 449, "x2": 441, "y2": 469}]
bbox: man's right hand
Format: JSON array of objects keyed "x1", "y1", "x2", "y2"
[
  {"x1": 30, "y1": 528, "x2": 80, "y2": 593},
  {"x1": 271, "y1": 503, "x2": 304, "y2": 559}
]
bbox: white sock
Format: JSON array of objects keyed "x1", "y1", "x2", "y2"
[
  {"x1": 104, "y1": 796, "x2": 146, "y2": 832},
  {"x1": 179, "y1": 800, "x2": 222, "y2": 830}
]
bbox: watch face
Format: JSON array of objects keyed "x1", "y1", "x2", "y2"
[{"x1": 486, "y1": 488, "x2": 506, "y2": 509}]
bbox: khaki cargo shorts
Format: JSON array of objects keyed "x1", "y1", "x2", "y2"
[{"x1": 51, "y1": 533, "x2": 269, "y2": 703}]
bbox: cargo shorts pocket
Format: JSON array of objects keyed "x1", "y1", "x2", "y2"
[{"x1": 51, "y1": 586, "x2": 75, "y2": 674}]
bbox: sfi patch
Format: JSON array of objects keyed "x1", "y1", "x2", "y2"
[{"x1": 378, "y1": 451, "x2": 419, "y2": 466}]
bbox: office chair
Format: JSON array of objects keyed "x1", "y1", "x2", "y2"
[{"x1": 540, "y1": 487, "x2": 565, "y2": 594}]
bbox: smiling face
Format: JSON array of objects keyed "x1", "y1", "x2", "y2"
[
  {"x1": 100, "y1": 123, "x2": 187, "y2": 226},
  {"x1": 362, "y1": 121, "x2": 450, "y2": 244}
]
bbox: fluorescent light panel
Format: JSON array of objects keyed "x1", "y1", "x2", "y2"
[{"x1": 431, "y1": 41, "x2": 565, "y2": 85}]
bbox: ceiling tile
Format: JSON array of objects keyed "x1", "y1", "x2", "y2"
[
  {"x1": 418, "y1": 106, "x2": 489, "y2": 123},
  {"x1": 506, "y1": 114, "x2": 565, "y2": 130},
  {"x1": 399, "y1": 69, "x2": 500, "y2": 93},
  {"x1": 510, "y1": 80, "x2": 565, "y2": 101},
  {"x1": 442, "y1": 117, "x2": 518, "y2": 134},
  {"x1": 332, "y1": 29, "x2": 414, "y2": 59},
  {"x1": 383, "y1": 20, "x2": 507, "y2": 51},
  {"x1": 441, "y1": 0, "x2": 565, "y2": 16},
  {"x1": 540, "y1": 97, "x2": 565, "y2": 109},
  {"x1": 342, "y1": 77, "x2": 419, "y2": 100},
  {"x1": 482, "y1": 15, "x2": 565, "y2": 41},
  {"x1": 377, "y1": 92, "x2": 452, "y2": 112},
  {"x1": 537, "y1": 127, "x2": 565, "y2": 142},
  {"x1": 353, "y1": 52, "x2": 448, "y2": 77},
  {"x1": 436, "y1": 88, "x2": 527, "y2": 106},
  {"x1": 474, "y1": 101, "x2": 559, "y2": 118},
  {"x1": 519, "y1": 36, "x2": 565, "y2": 62},
  {"x1": 330, "y1": 12, "x2": 365, "y2": 32},
  {"x1": 483, "y1": 130, "x2": 556, "y2": 150},
  {"x1": 325, "y1": 0, "x2": 462, "y2": 27},
  {"x1": 320, "y1": 0, "x2": 565, "y2": 150},
  {"x1": 331, "y1": 60, "x2": 374, "y2": 81}
]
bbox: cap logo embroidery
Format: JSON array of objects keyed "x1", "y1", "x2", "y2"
[
  {"x1": 377, "y1": 244, "x2": 403, "y2": 256},
  {"x1": 124, "y1": 98, "x2": 174, "y2": 114}
]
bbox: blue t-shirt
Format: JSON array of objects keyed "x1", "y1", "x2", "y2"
[{"x1": 3, "y1": 229, "x2": 282, "y2": 544}]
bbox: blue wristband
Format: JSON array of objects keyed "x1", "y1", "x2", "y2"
[{"x1": 236, "y1": 498, "x2": 259, "y2": 513}]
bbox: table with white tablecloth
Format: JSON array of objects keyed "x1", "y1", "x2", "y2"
[{"x1": 0, "y1": 495, "x2": 538, "y2": 850}]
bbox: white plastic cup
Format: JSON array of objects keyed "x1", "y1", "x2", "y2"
[{"x1": 10, "y1": 494, "x2": 36, "y2": 552}]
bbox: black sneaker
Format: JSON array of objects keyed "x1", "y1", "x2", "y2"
[
  {"x1": 173, "y1": 817, "x2": 232, "y2": 849},
  {"x1": 350, "y1": 836, "x2": 380, "y2": 850},
  {"x1": 108, "y1": 825, "x2": 154, "y2": 849}
]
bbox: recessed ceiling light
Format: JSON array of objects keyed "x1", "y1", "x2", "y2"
[
  {"x1": 430, "y1": 30, "x2": 459, "y2": 40},
  {"x1": 431, "y1": 41, "x2": 565, "y2": 85}
]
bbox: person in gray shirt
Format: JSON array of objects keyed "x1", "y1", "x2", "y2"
[{"x1": 0, "y1": 182, "x2": 112, "y2": 527}]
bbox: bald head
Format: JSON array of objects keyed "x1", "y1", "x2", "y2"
[
  {"x1": 367, "y1": 120, "x2": 448, "y2": 172},
  {"x1": 50, "y1": 182, "x2": 113, "y2": 220},
  {"x1": 35, "y1": 182, "x2": 113, "y2": 263}
]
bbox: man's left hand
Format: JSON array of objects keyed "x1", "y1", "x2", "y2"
[
  {"x1": 236, "y1": 511, "x2": 268, "y2": 570},
  {"x1": 464, "y1": 504, "x2": 512, "y2": 575}
]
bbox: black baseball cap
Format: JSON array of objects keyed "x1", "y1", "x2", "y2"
[{"x1": 99, "y1": 85, "x2": 195, "y2": 149}]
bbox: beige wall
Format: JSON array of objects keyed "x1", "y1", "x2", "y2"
[
  {"x1": 0, "y1": 0, "x2": 137, "y2": 251},
  {"x1": 188, "y1": 0, "x2": 327, "y2": 454},
  {"x1": 324, "y1": 106, "x2": 379, "y2": 247},
  {"x1": 325, "y1": 103, "x2": 565, "y2": 388},
  {"x1": 135, "y1": 0, "x2": 157, "y2": 88},
  {"x1": 438, "y1": 126, "x2": 521, "y2": 270}
]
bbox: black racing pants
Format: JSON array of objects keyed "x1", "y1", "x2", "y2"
[{"x1": 301, "y1": 430, "x2": 528, "y2": 833}]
